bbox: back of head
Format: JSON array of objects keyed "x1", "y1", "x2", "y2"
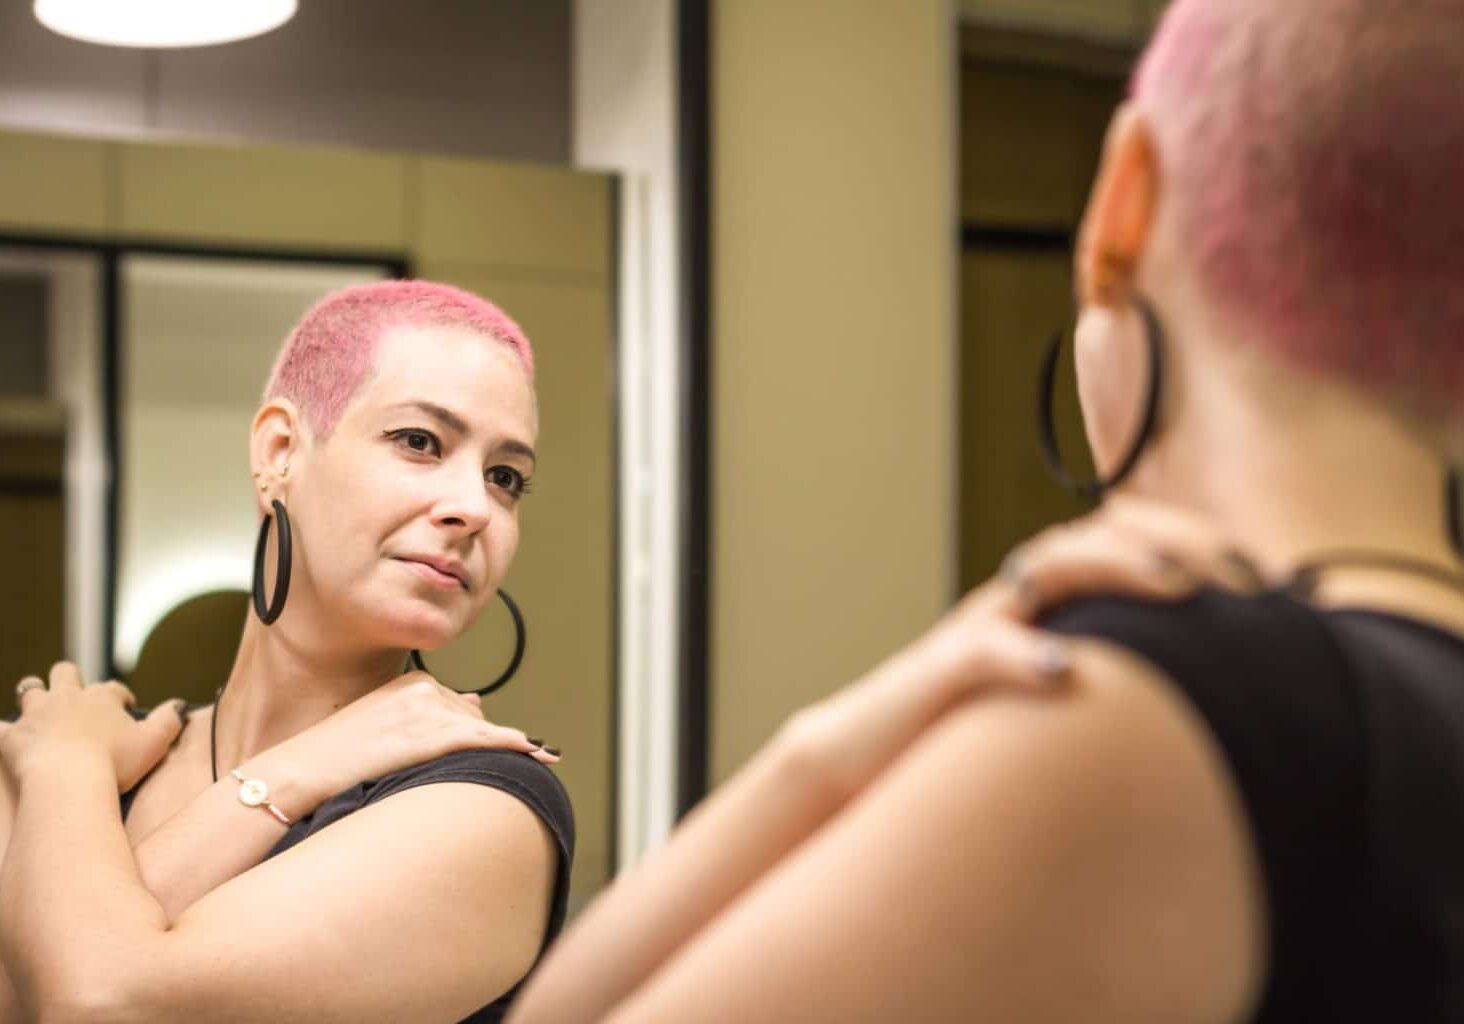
[
  {"x1": 1134, "y1": 0, "x2": 1464, "y2": 429},
  {"x1": 263, "y1": 279, "x2": 534, "y2": 441}
]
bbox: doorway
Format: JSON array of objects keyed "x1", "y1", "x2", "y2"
[{"x1": 958, "y1": 31, "x2": 1128, "y2": 590}]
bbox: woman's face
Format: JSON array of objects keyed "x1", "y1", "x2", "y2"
[{"x1": 278, "y1": 323, "x2": 538, "y2": 653}]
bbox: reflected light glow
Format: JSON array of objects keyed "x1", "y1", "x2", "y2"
[
  {"x1": 34, "y1": 0, "x2": 296, "y2": 49},
  {"x1": 114, "y1": 547, "x2": 249, "y2": 673}
]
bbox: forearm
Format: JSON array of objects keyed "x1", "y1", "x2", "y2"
[
  {"x1": 513, "y1": 639, "x2": 1000, "y2": 1024},
  {"x1": 132, "y1": 747, "x2": 329, "y2": 923},
  {"x1": 511, "y1": 724, "x2": 844, "y2": 1024},
  {"x1": 0, "y1": 773, "x2": 25, "y2": 1023},
  {"x1": 0, "y1": 747, "x2": 168, "y2": 1018},
  {"x1": 0, "y1": 748, "x2": 325, "y2": 1022}
]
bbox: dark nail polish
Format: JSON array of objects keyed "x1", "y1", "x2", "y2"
[
  {"x1": 1153, "y1": 551, "x2": 1198, "y2": 585},
  {"x1": 1037, "y1": 641, "x2": 1072, "y2": 684},
  {"x1": 527, "y1": 736, "x2": 545, "y2": 748},
  {"x1": 541, "y1": 746, "x2": 562, "y2": 757},
  {"x1": 1223, "y1": 549, "x2": 1266, "y2": 592}
]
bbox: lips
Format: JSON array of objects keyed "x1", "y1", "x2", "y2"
[{"x1": 393, "y1": 555, "x2": 469, "y2": 590}]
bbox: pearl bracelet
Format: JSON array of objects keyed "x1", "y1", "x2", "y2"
[{"x1": 230, "y1": 768, "x2": 294, "y2": 826}]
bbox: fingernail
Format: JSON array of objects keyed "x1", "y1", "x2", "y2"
[
  {"x1": 527, "y1": 736, "x2": 545, "y2": 748},
  {"x1": 171, "y1": 700, "x2": 190, "y2": 725},
  {"x1": 541, "y1": 746, "x2": 562, "y2": 757},
  {"x1": 1036, "y1": 641, "x2": 1071, "y2": 685},
  {"x1": 1223, "y1": 549, "x2": 1266, "y2": 592},
  {"x1": 1152, "y1": 551, "x2": 1197, "y2": 586}
]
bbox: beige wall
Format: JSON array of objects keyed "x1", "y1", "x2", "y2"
[
  {"x1": 0, "y1": 127, "x2": 615, "y2": 911},
  {"x1": 710, "y1": 0, "x2": 957, "y2": 780}
]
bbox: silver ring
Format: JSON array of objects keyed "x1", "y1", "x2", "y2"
[{"x1": 15, "y1": 678, "x2": 47, "y2": 700}]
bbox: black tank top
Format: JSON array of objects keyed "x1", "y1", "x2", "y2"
[
  {"x1": 1044, "y1": 589, "x2": 1464, "y2": 1021},
  {"x1": 120, "y1": 746, "x2": 574, "y2": 1023}
]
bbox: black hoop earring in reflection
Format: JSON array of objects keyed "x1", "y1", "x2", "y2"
[
  {"x1": 1447, "y1": 468, "x2": 1464, "y2": 560},
  {"x1": 252, "y1": 499, "x2": 292, "y2": 625},
  {"x1": 410, "y1": 589, "x2": 527, "y2": 697},
  {"x1": 1037, "y1": 298, "x2": 1166, "y2": 502}
]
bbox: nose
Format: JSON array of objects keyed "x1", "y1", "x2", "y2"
[{"x1": 432, "y1": 463, "x2": 493, "y2": 535}]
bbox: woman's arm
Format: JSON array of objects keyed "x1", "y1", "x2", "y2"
[
  {"x1": 1, "y1": 745, "x2": 557, "y2": 1022},
  {"x1": 511, "y1": 498, "x2": 1260, "y2": 1022},
  {"x1": 0, "y1": 666, "x2": 556, "y2": 1021},
  {"x1": 0, "y1": 769, "x2": 22, "y2": 1021},
  {"x1": 592, "y1": 642, "x2": 1264, "y2": 1022},
  {"x1": 124, "y1": 741, "x2": 357, "y2": 924},
  {"x1": 43, "y1": 669, "x2": 551, "y2": 927}
]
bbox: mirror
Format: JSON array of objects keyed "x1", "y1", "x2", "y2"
[{"x1": 0, "y1": 183, "x2": 617, "y2": 915}]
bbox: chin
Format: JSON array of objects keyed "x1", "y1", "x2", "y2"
[{"x1": 358, "y1": 599, "x2": 462, "y2": 652}]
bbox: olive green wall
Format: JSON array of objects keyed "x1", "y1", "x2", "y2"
[
  {"x1": 958, "y1": 0, "x2": 1166, "y2": 42},
  {"x1": 710, "y1": 0, "x2": 957, "y2": 780},
  {"x1": 0, "y1": 126, "x2": 615, "y2": 911}
]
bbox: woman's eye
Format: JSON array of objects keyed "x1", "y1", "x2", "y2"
[
  {"x1": 488, "y1": 466, "x2": 530, "y2": 497},
  {"x1": 389, "y1": 429, "x2": 440, "y2": 456}
]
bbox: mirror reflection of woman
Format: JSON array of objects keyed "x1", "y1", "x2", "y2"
[
  {"x1": 0, "y1": 282, "x2": 573, "y2": 1023},
  {"x1": 511, "y1": 1, "x2": 1464, "y2": 1019}
]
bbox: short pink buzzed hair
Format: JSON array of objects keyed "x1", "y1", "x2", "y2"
[
  {"x1": 1133, "y1": 0, "x2": 1464, "y2": 422},
  {"x1": 263, "y1": 279, "x2": 534, "y2": 439}
]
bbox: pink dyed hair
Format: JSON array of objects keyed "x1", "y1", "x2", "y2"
[
  {"x1": 262, "y1": 279, "x2": 534, "y2": 439},
  {"x1": 1132, "y1": 0, "x2": 1464, "y2": 421}
]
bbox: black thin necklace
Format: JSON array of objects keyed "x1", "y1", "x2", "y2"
[
  {"x1": 209, "y1": 683, "x2": 225, "y2": 784},
  {"x1": 1288, "y1": 550, "x2": 1464, "y2": 602}
]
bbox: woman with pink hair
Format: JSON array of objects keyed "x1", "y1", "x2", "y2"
[
  {"x1": 509, "y1": 0, "x2": 1464, "y2": 1019},
  {"x1": 0, "y1": 278, "x2": 1209, "y2": 1022},
  {"x1": 0, "y1": 281, "x2": 573, "y2": 1022}
]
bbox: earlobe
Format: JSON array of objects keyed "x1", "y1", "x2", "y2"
[{"x1": 1077, "y1": 105, "x2": 1160, "y2": 306}]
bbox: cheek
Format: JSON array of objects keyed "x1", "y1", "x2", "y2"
[{"x1": 486, "y1": 513, "x2": 522, "y2": 580}]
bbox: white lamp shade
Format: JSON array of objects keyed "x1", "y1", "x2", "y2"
[{"x1": 34, "y1": 0, "x2": 297, "y2": 49}]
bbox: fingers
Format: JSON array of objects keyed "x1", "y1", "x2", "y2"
[
  {"x1": 920, "y1": 615, "x2": 1072, "y2": 695},
  {"x1": 26, "y1": 665, "x2": 137, "y2": 708},
  {"x1": 125, "y1": 701, "x2": 187, "y2": 779},
  {"x1": 142, "y1": 700, "x2": 187, "y2": 744},
  {"x1": 91, "y1": 680, "x2": 138, "y2": 707},
  {"x1": 1102, "y1": 497, "x2": 1266, "y2": 592},
  {"x1": 979, "y1": 499, "x2": 1268, "y2": 626},
  {"x1": 987, "y1": 522, "x2": 1193, "y2": 623},
  {"x1": 437, "y1": 682, "x2": 487, "y2": 717},
  {"x1": 47, "y1": 661, "x2": 84, "y2": 691},
  {"x1": 471, "y1": 720, "x2": 561, "y2": 764},
  {"x1": 396, "y1": 669, "x2": 560, "y2": 763},
  {"x1": 16, "y1": 675, "x2": 46, "y2": 712}
]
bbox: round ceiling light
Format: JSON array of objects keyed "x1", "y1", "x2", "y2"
[{"x1": 34, "y1": 0, "x2": 297, "y2": 49}]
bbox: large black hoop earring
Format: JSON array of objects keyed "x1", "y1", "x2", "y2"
[
  {"x1": 1037, "y1": 297, "x2": 1166, "y2": 501},
  {"x1": 410, "y1": 589, "x2": 527, "y2": 697},
  {"x1": 1447, "y1": 468, "x2": 1463, "y2": 560},
  {"x1": 252, "y1": 499, "x2": 292, "y2": 625}
]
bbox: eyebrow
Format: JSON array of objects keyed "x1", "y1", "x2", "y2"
[{"x1": 388, "y1": 400, "x2": 537, "y2": 467}]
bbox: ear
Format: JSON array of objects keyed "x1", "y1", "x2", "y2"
[
  {"x1": 1076, "y1": 103, "x2": 1161, "y2": 307},
  {"x1": 249, "y1": 398, "x2": 304, "y2": 513}
]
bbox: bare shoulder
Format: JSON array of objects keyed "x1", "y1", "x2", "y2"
[
  {"x1": 602, "y1": 640, "x2": 1268, "y2": 1022},
  {"x1": 901, "y1": 636, "x2": 1269, "y2": 1018}
]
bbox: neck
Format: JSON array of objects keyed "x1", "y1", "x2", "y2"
[
  {"x1": 213, "y1": 608, "x2": 407, "y2": 774},
  {"x1": 1116, "y1": 330, "x2": 1461, "y2": 614}
]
